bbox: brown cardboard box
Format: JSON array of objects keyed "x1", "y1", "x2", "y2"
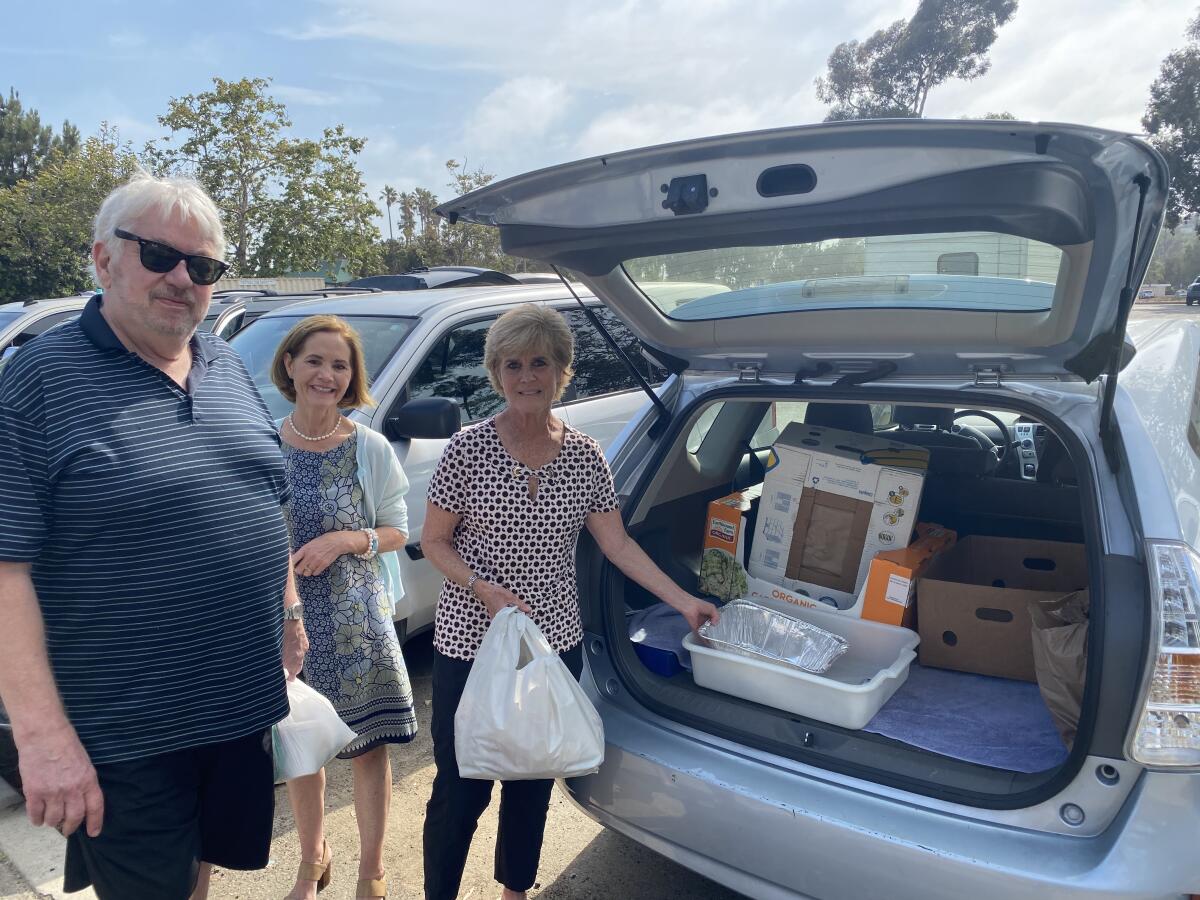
[
  {"x1": 917, "y1": 536, "x2": 1088, "y2": 682},
  {"x1": 861, "y1": 523, "x2": 957, "y2": 629},
  {"x1": 747, "y1": 422, "x2": 929, "y2": 612}
]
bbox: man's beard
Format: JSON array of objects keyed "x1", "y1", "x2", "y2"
[{"x1": 146, "y1": 292, "x2": 203, "y2": 336}]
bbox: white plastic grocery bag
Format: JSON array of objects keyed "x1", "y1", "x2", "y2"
[
  {"x1": 455, "y1": 607, "x2": 605, "y2": 780},
  {"x1": 272, "y1": 675, "x2": 357, "y2": 782}
]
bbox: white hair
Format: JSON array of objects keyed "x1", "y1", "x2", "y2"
[{"x1": 93, "y1": 170, "x2": 226, "y2": 259}]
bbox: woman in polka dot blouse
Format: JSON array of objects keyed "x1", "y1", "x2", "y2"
[{"x1": 421, "y1": 304, "x2": 720, "y2": 900}]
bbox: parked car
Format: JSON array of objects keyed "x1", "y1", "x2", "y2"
[
  {"x1": 346, "y1": 266, "x2": 520, "y2": 291},
  {"x1": 205, "y1": 287, "x2": 380, "y2": 340},
  {"x1": 228, "y1": 283, "x2": 666, "y2": 641},
  {"x1": 434, "y1": 120, "x2": 1200, "y2": 897},
  {"x1": 1186, "y1": 278, "x2": 1200, "y2": 306},
  {"x1": 0, "y1": 293, "x2": 92, "y2": 367}
]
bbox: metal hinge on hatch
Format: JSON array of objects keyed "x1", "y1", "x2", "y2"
[
  {"x1": 736, "y1": 363, "x2": 762, "y2": 383},
  {"x1": 973, "y1": 367, "x2": 1003, "y2": 387}
]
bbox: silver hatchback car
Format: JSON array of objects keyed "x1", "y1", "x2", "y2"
[{"x1": 440, "y1": 120, "x2": 1200, "y2": 898}]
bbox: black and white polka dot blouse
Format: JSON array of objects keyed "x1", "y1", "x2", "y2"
[{"x1": 426, "y1": 417, "x2": 619, "y2": 660}]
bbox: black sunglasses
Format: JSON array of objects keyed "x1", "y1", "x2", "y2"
[{"x1": 113, "y1": 228, "x2": 229, "y2": 286}]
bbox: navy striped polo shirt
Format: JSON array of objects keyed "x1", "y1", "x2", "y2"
[{"x1": 0, "y1": 296, "x2": 291, "y2": 764}]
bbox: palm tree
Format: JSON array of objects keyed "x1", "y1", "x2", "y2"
[{"x1": 379, "y1": 184, "x2": 399, "y2": 242}]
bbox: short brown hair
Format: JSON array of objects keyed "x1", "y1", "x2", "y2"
[
  {"x1": 271, "y1": 315, "x2": 374, "y2": 409},
  {"x1": 484, "y1": 304, "x2": 575, "y2": 400}
]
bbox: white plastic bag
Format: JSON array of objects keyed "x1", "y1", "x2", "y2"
[
  {"x1": 455, "y1": 607, "x2": 604, "y2": 780},
  {"x1": 272, "y1": 675, "x2": 357, "y2": 782}
]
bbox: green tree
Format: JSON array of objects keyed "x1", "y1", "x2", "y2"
[
  {"x1": 145, "y1": 77, "x2": 290, "y2": 273},
  {"x1": 0, "y1": 124, "x2": 139, "y2": 302},
  {"x1": 0, "y1": 88, "x2": 80, "y2": 188},
  {"x1": 147, "y1": 77, "x2": 381, "y2": 278},
  {"x1": 250, "y1": 126, "x2": 381, "y2": 278},
  {"x1": 816, "y1": 0, "x2": 1018, "y2": 121},
  {"x1": 1143, "y1": 10, "x2": 1200, "y2": 230},
  {"x1": 1146, "y1": 219, "x2": 1200, "y2": 287},
  {"x1": 379, "y1": 184, "x2": 398, "y2": 242},
  {"x1": 398, "y1": 191, "x2": 416, "y2": 244}
]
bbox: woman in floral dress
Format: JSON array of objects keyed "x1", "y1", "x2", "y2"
[{"x1": 271, "y1": 315, "x2": 416, "y2": 900}]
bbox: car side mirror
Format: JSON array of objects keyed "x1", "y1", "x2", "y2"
[{"x1": 385, "y1": 397, "x2": 461, "y2": 440}]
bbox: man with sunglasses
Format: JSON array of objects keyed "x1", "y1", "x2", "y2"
[{"x1": 0, "y1": 172, "x2": 307, "y2": 899}]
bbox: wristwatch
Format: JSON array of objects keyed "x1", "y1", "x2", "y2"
[
  {"x1": 283, "y1": 602, "x2": 304, "y2": 622},
  {"x1": 466, "y1": 573, "x2": 481, "y2": 595}
]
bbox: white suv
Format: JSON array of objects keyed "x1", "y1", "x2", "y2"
[
  {"x1": 228, "y1": 284, "x2": 665, "y2": 640},
  {"x1": 435, "y1": 120, "x2": 1200, "y2": 897}
]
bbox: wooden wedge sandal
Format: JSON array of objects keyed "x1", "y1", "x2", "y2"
[
  {"x1": 293, "y1": 839, "x2": 333, "y2": 894},
  {"x1": 356, "y1": 875, "x2": 386, "y2": 898}
]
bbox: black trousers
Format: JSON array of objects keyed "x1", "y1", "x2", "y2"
[{"x1": 423, "y1": 643, "x2": 584, "y2": 900}]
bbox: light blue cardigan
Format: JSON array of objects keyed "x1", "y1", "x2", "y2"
[{"x1": 280, "y1": 421, "x2": 411, "y2": 619}]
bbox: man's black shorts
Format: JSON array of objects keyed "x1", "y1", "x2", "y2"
[{"x1": 63, "y1": 729, "x2": 275, "y2": 899}]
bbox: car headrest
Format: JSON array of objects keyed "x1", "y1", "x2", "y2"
[
  {"x1": 894, "y1": 405, "x2": 956, "y2": 431},
  {"x1": 803, "y1": 402, "x2": 875, "y2": 435}
]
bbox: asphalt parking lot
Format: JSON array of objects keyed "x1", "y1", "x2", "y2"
[{"x1": 0, "y1": 634, "x2": 746, "y2": 900}]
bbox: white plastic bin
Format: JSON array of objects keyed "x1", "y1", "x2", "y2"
[{"x1": 684, "y1": 603, "x2": 920, "y2": 729}]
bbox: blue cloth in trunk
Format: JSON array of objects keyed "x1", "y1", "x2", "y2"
[
  {"x1": 864, "y1": 664, "x2": 1069, "y2": 773},
  {"x1": 628, "y1": 603, "x2": 694, "y2": 670}
]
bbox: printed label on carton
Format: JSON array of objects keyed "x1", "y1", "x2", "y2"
[{"x1": 884, "y1": 573, "x2": 913, "y2": 607}]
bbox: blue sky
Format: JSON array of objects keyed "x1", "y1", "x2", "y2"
[{"x1": 5, "y1": 0, "x2": 1195, "y2": 223}]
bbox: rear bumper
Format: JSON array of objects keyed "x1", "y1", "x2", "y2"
[{"x1": 564, "y1": 699, "x2": 1200, "y2": 900}]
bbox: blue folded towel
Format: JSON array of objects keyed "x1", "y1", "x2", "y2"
[
  {"x1": 628, "y1": 603, "x2": 694, "y2": 670},
  {"x1": 864, "y1": 664, "x2": 1069, "y2": 773}
]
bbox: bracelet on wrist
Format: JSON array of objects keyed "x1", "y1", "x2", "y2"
[{"x1": 356, "y1": 527, "x2": 379, "y2": 560}]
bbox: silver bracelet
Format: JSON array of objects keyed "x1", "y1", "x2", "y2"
[{"x1": 356, "y1": 527, "x2": 379, "y2": 559}]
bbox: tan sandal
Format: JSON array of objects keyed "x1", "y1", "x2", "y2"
[
  {"x1": 356, "y1": 875, "x2": 386, "y2": 898},
  {"x1": 295, "y1": 839, "x2": 333, "y2": 894}
]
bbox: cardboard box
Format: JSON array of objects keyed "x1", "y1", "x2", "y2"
[
  {"x1": 747, "y1": 422, "x2": 929, "y2": 613},
  {"x1": 698, "y1": 484, "x2": 762, "y2": 601},
  {"x1": 917, "y1": 536, "x2": 1088, "y2": 682},
  {"x1": 861, "y1": 523, "x2": 957, "y2": 629}
]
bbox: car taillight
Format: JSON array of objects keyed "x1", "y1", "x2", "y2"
[{"x1": 1129, "y1": 541, "x2": 1200, "y2": 768}]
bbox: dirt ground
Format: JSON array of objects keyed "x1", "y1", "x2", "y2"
[{"x1": 198, "y1": 636, "x2": 744, "y2": 900}]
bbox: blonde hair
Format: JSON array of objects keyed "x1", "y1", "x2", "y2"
[
  {"x1": 271, "y1": 315, "x2": 374, "y2": 409},
  {"x1": 484, "y1": 304, "x2": 575, "y2": 401}
]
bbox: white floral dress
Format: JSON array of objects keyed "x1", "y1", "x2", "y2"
[{"x1": 283, "y1": 436, "x2": 417, "y2": 756}]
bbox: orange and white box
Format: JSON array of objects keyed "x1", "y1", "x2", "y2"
[{"x1": 860, "y1": 523, "x2": 957, "y2": 630}]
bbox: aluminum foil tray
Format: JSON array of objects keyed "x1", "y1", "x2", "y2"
[{"x1": 699, "y1": 599, "x2": 849, "y2": 674}]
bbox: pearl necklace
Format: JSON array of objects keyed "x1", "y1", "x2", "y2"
[{"x1": 287, "y1": 413, "x2": 342, "y2": 442}]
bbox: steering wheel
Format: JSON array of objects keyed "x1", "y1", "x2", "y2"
[{"x1": 951, "y1": 408, "x2": 1015, "y2": 464}]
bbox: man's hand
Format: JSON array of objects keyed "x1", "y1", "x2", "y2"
[
  {"x1": 18, "y1": 726, "x2": 104, "y2": 838},
  {"x1": 474, "y1": 580, "x2": 532, "y2": 619},
  {"x1": 282, "y1": 620, "x2": 308, "y2": 681},
  {"x1": 292, "y1": 532, "x2": 358, "y2": 579}
]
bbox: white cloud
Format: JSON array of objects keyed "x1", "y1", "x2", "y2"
[
  {"x1": 273, "y1": 84, "x2": 344, "y2": 107},
  {"x1": 925, "y1": 0, "x2": 1195, "y2": 131},
  {"x1": 107, "y1": 31, "x2": 146, "y2": 50},
  {"x1": 276, "y1": 0, "x2": 1200, "y2": 215}
]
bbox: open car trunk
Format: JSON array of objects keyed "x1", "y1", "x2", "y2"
[{"x1": 581, "y1": 393, "x2": 1103, "y2": 806}]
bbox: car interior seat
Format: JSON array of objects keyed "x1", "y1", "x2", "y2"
[
  {"x1": 802, "y1": 402, "x2": 876, "y2": 434},
  {"x1": 1036, "y1": 434, "x2": 1078, "y2": 486},
  {"x1": 891, "y1": 405, "x2": 998, "y2": 476}
]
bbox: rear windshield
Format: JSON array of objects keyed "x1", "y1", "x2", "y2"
[
  {"x1": 230, "y1": 314, "x2": 418, "y2": 420},
  {"x1": 625, "y1": 232, "x2": 1064, "y2": 318}
]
